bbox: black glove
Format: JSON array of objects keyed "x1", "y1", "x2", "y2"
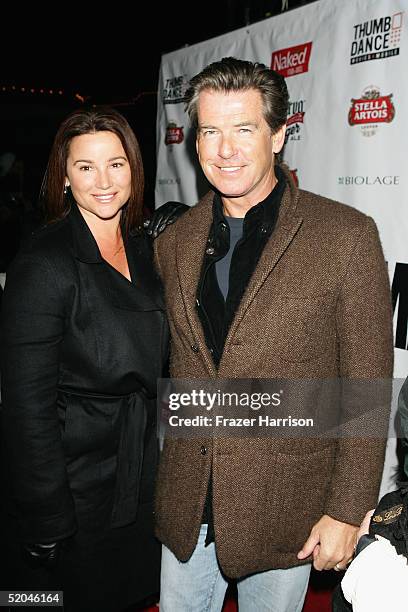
[
  {"x1": 144, "y1": 201, "x2": 189, "y2": 238},
  {"x1": 22, "y1": 541, "x2": 61, "y2": 569}
]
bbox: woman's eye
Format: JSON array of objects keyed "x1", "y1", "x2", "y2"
[
  {"x1": 79, "y1": 165, "x2": 92, "y2": 171},
  {"x1": 111, "y1": 162, "x2": 124, "y2": 168}
]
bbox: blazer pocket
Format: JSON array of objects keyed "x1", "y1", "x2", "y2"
[{"x1": 261, "y1": 444, "x2": 335, "y2": 553}]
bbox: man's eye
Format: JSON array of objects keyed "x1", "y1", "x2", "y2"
[
  {"x1": 203, "y1": 130, "x2": 217, "y2": 136},
  {"x1": 239, "y1": 128, "x2": 252, "y2": 133}
]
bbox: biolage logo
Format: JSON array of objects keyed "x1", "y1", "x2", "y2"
[
  {"x1": 271, "y1": 42, "x2": 312, "y2": 78},
  {"x1": 338, "y1": 175, "x2": 400, "y2": 187},
  {"x1": 350, "y1": 12, "x2": 403, "y2": 65},
  {"x1": 162, "y1": 75, "x2": 188, "y2": 105},
  {"x1": 348, "y1": 86, "x2": 395, "y2": 137},
  {"x1": 165, "y1": 122, "x2": 184, "y2": 146},
  {"x1": 285, "y1": 99, "x2": 306, "y2": 144}
]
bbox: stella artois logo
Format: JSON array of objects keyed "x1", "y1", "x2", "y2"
[
  {"x1": 165, "y1": 122, "x2": 184, "y2": 146},
  {"x1": 348, "y1": 86, "x2": 395, "y2": 137},
  {"x1": 271, "y1": 42, "x2": 312, "y2": 78}
]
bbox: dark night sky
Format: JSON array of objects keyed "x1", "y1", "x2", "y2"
[
  {"x1": 0, "y1": 1, "x2": 312, "y2": 207},
  {"x1": 1, "y1": 2, "x2": 237, "y2": 205}
]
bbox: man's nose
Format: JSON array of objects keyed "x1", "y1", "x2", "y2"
[{"x1": 218, "y1": 135, "x2": 237, "y2": 159}]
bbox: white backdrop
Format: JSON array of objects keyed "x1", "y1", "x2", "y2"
[{"x1": 155, "y1": 0, "x2": 407, "y2": 493}]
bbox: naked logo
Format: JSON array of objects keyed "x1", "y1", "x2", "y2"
[
  {"x1": 350, "y1": 12, "x2": 403, "y2": 65},
  {"x1": 271, "y1": 42, "x2": 312, "y2": 77},
  {"x1": 163, "y1": 75, "x2": 188, "y2": 105},
  {"x1": 165, "y1": 122, "x2": 184, "y2": 146},
  {"x1": 348, "y1": 86, "x2": 395, "y2": 137},
  {"x1": 285, "y1": 99, "x2": 305, "y2": 144}
]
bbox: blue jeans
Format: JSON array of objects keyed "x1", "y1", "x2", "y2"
[{"x1": 160, "y1": 525, "x2": 311, "y2": 612}]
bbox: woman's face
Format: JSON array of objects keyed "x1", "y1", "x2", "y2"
[{"x1": 65, "y1": 131, "x2": 131, "y2": 222}]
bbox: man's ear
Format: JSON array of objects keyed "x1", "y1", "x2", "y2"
[{"x1": 272, "y1": 124, "x2": 286, "y2": 154}]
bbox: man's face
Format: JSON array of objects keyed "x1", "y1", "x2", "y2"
[{"x1": 196, "y1": 88, "x2": 285, "y2": 210}]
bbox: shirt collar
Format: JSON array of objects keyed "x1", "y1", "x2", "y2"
[{"x1": 212, "y1": 165, "x2": 286, "y2": 230}]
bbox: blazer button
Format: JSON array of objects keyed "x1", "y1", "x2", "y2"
[
  {"x1": 200, "y1": 445, "x2": 207, "y2": 455},
  {"x1": 206, "y1": 247, "x2": 215, "y2": 255},
  {"x1": 191, "y1": 344, "x2": 199, "y2": 353},
  {"x1": 196, "y1": 298, "x2": 200, "y2": 308}
]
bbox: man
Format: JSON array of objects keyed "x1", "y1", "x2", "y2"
[{"x1": 153, "y1": 57, "x2": 393, "y2": 611}]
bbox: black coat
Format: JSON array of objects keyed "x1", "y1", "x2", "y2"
[{"x1": 0, "y1": 205, "x2": 168, "y2": 612}]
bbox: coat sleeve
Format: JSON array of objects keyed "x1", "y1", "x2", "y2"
[
  {"x1": 324, "y1": 216, "x2": 394, "y2": 525},
  {"x1": 397, "y1": 377, "x2": 408, "y2": 478},
  {"x1": 1, "y1": 252, "x2": 77, "y2": 543}
]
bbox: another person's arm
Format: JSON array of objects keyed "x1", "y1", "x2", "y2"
[{"x1": 144, "y1": 201, "x2": 189, "y2": 238}]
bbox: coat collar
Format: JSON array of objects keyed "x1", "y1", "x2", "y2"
[
  {"x1": 174, "y1": 164, "x2": 303, "y2": 369},
  {"x1": 67, "y1": 204, "x2": 164, "y2": 311},
  {"x1": 68, "y1": 203, "x2": 104, "y2": 264}
]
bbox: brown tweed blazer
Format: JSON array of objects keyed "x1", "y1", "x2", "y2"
[{"x1": 154, "y1": 167, "x2": 393, "y2": 577}]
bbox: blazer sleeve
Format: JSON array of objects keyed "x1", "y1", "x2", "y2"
[
  {"x1": 324, "y1": 216, "x2": 394, "y2": 525},
  {"x1": 1, "y1": 252, "x2": 77, "y2": 543}
]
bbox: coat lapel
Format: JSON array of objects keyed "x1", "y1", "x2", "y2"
[
  {"x1": 224, "y1": 177, "x2": 303, "y2": 348},
  {"x1": 107, "y1": 235, "x2": 164, "y2": 312},
  {"x1": 175, "y1": 193, "x2": 217, "y2": 375},
  {"x1": 173, "y1": 168, "x2": 302, "y2": 373},
  {"x1": 69, "y1": 205, "x2": 163, "y2": 312}
]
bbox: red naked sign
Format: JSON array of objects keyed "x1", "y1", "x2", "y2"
[{"x1": 271, "y1": 42, "x2": 313, "y2": 77}]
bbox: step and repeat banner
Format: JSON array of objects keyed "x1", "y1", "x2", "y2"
[{"x1": 155, "y1": 0, "x2": 407, "y2": 491}]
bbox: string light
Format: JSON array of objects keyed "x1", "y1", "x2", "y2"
[
  {"x1": 0, "y1": 84, "x2": 88, "y2": 101},
  {"x1": 0, "y1": 83, "x2": 155, "y2": 106}
]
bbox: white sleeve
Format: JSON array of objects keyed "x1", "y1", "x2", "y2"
[{"x1": 341, "y1": 536, "x2": 408, "y2": 611}]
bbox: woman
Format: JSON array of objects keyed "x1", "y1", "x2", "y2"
[{"x1": 0, "y1": 108, "x2": 168, "y2": 611}]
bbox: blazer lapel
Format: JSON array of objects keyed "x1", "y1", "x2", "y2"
[
  {"x1": 224, "y1": 181, "x2": 303, "y2": 348},
  {"x1": 175, "y1": 193, "x2": 217, "y2": 376}
]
